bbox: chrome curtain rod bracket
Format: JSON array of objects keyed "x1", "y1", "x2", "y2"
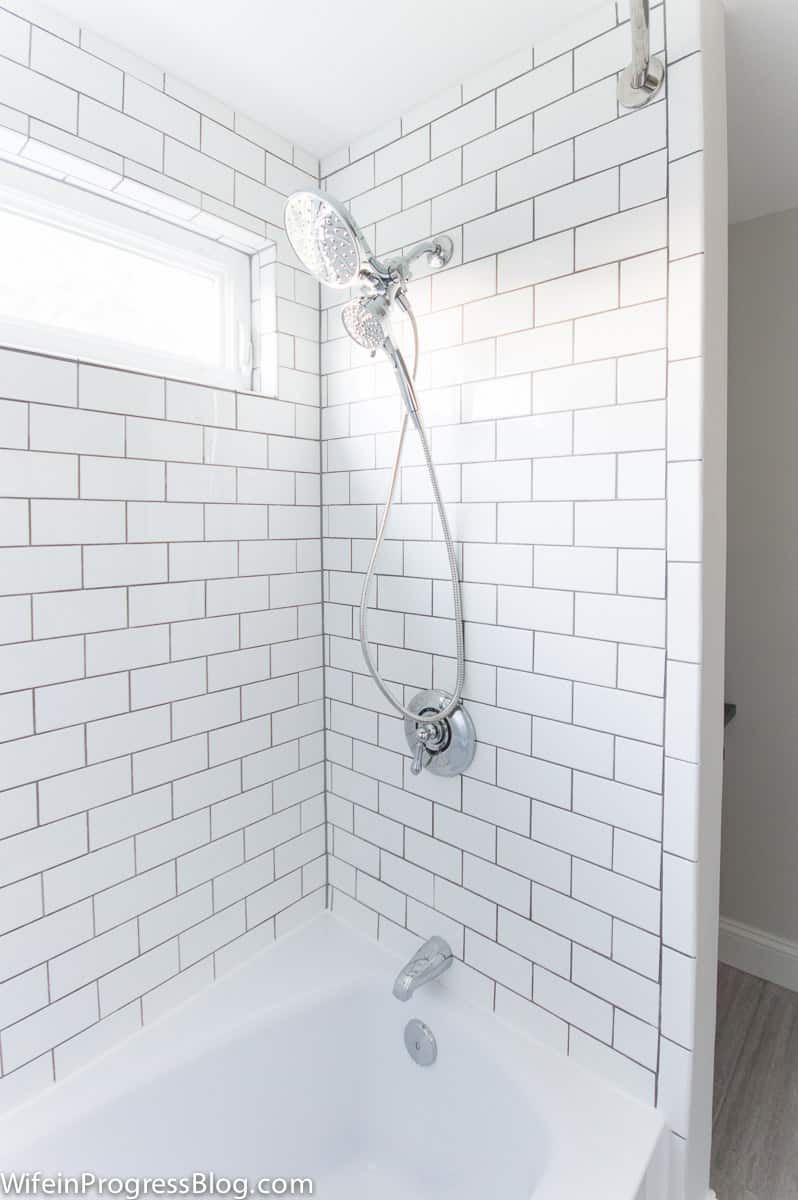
[{"x1": 618, "y1": 0, "x2": 665, "y2": 109}]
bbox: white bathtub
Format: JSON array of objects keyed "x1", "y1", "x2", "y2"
[{"x1": 0, "y1": 914, "x2": 668, "y2": 1199}]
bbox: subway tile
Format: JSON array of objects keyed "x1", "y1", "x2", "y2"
[
  {"x1": 498, "y1": 231, "x2": 573, "y2": 292},
  {"x1": 575, "y1": 500, "x2": 665, "y2": 549},
  {"x1": 0, "y1": 500, "x2": 28, "y2": 547},
  {"x1": 404, "y1": 151, "x2": 461, "y2": 209},
  {"x1": 0, "y1": 450, "x2": 77, "y2": 499},
  {"x1": 575, "y1": 400, "x2": 665, "y2": 454},
  {"x1": 0, "y1": 815, "x2": 86, "y2": 889},
  {"x1": 0, "y1": 348, "x2": 76, "y2": 406},
  {"x1": 432, "y1": 175, "x2": 495, "y2": 232},
  {"x1": 466, "y1": 930, "x2": 530, "y2": 996},
  {"x1": 498, "y1": 142, "x2": 573, "y2": 208},
  {"x1": 534, "y1": 546, "x2": 617, "y2": 593},
  {"x1": 87, "y1": 706, "x2": 170, "y2": 764},
  {"x1": 533, "y1": 360, "x2": 616, "y2": 414},
  {"x1": 44, "y1": 840, "x2": 134, "y2": 911},
  {"x1": 80, "y1": 456, "x2": 164, "y2": 501},
  {"x1": 36, "y1": 672, "x2": 129, "y2": 733},
  {"x1": 31, "y1": 499, "x2": 125, "y2": 545},
  {"x1": 533, "y1": 883, "x2": 611, "y2": 954},
  {"x1": 84, "y1": 544, "x2": 168, "y2": 588},
  {"x1": 0, "y1": 9, "x2": 29, "y2": 67},
  {"x1": 535, "y1": 631, "x2": 615, "y2": 687},
  {"x1": 0, "y1": 57, "x2": 77, "y2": 131},
  {"x1": 573, "y1": 859, "x2": 660, "y2": 933},
  {"x1": 497, "y1": 56, "x2": 573, "y2": 126},
  {"x1": 126, "y1": 417, "x2": 203, "y2": 463},
  {"x1": 124, "y1": 77, "x2": 199, "y2": 145},
  {"x1": 575, "y1": 299, "x2": 666, "y2": 362},
  {"x1": 497, "y1": 829, "x2": 570, "y2": 893},
  {"x1": 0, "y1": 400, "x2": 28, "y2": 450},
  {"x1": 202, "y1": 119, "x2": 264, "y2": 179},
  {"x1": 535, "y1": 78, "x2": 617, "y2": 151},
  {"x1": 668, "y1": 53, "x2": 703, "y2": 160},
  {"x1": 2, "y1": 985, "x2": 98, "y2": 1073},
  {"x1": 575, "y1": 593, "x2": 665, "y2": 647},
  {"x1": 573, "y1": 683, "x2": 663, "y2": 744},
  {"x1": 432, "y1": 94, "x2": 494, "y2": 158},
  {"x1": 375, "y1": 127, "x2": 429, "y2": 183},
  {"x1": 534, "y1": 967, "x2": 613, "y2": 1042},
  {"x1": 463, "y1": 201, "x2": 533, "y2": 261},
  {"x1": 576, "y1": 200, "x2": 668, "y2": 270},
  {"x1": 80, "y1": 97, "x2": 162, "y2": 169},
  {"x1": 30, "y1": 404, "x2": 124, "y2": 457},
  {"x1": 576, "y1": 104, "x2": 666, "y2": 178},
  {"x1": 89, "y1": 785, "x2": 172, "y2": 850},
  {"x1": 499, "y1": 907, "x2": 571, "y2": 976},
  {"x1": 166, "y1": 382, "x2": 236, "y2": 428},
  {"x1": 464, "y1": 116, "x2": 532, "y2": 182},
  {"x1": 165, "y1": 137, "x2": 234, "y2": 202},
  {"x1": 99, "y1": 942, "x2": 179, "y2": 1017},
  {"x1": 535, "y1": 169, "x2": 618, "y2": 239},
  {"x1": 536, "y1": 264, "x2": 618, "y2": 326},
  {"x1": 533, "y1": 716, "x2": 613, "y2": 777},
  {"x1": 0, "y1": 726, "x2": 84, "y2": 791},
  {"x1": 534, "y1": 454, "x2": 615, "y2": 501},
  {"x1": 133, "y1": 734, "x2": 208, "y2": 792}
]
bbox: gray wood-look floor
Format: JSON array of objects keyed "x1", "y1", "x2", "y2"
[{"x1": 711, "y1": 963, "x2": 798, "y2": 1200}]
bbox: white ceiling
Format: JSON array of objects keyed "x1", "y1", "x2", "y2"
[
  {"x1": 49, "y1": 0, "x2": 599, "y2": 161},
  {"x1": 48, "y1": 0, "x2": 798, "y2": 224}
]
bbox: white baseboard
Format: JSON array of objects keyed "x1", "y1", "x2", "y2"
[{"x1": 718, "y1": 916, "x2": 798, "y2": 992}]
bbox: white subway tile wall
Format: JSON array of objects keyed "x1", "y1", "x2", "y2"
[
  {"x1": 0, "y1": 0, "x2": 324, "y2": 1112},
  {"x1": 320, "y1": 0, "x2": 704, "y2": 1179},
  {"x1": 0, "y1": 0, "x2": 708, "y2": 1183},
  {"x1": 0, "y1": 352, "x2": 325, "y2": 1104}
]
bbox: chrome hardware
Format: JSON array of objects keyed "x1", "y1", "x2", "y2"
[
  {"x1": 618, "y1": 0, "x2": 665, "y2": 109},
  {"x1": 393, "y1": 935, "x2": 453, "y2": 1001},
  {"x1": 410, "y1": 719, "x2": 448, "y2": 775},
  {"x1": 404, "y1": 690, "x2": 476, "y2": 778},
  {"x1": 404, "y1": 1018, "x2": 437, "y2": 1066}
]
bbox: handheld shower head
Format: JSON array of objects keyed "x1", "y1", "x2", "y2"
[
  {"x1": 283, "y1": 189, "x2": 368, "y2": 288},
  {"x1": 341, "y1": 296, "x2": 389, "y2": 351}
]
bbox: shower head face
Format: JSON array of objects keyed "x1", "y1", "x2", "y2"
[
  {"x1": 341, "y1": 297, "x2": 388, "y2": 351},
  {"x1": 284, "y1": 190, "x2": 364, "y2": 288}
]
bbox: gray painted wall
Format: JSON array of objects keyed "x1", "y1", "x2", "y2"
[{"x1": 722, "y1": 206, "x2": 798, "y2": 944}]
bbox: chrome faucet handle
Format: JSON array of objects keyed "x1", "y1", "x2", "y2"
[
  {"x1": 411, "y1": 741, "x2": 427, "y2": 775},
  {"x1": 410, "y1": 721, "x2": 437, "y2": 776}
]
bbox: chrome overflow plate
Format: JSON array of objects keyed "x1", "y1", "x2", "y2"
[
  {"x1": 404, "y1": 690, "x2": 476, "y2": 778},
  {"x1": 404, "y1": 1018, "x2": 437, "y2": 1067}
]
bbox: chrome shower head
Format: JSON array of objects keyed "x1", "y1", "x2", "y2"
[
  {"x1": 341, "y1": 296, "x2": 389, "y2": 351},
  {"x1": 283, "y1": 189, "x2": 368, "y2": 288}
]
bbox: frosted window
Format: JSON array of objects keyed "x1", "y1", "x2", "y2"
[{"x1": 0, "y1": 173, "x2": 253, "y2": 388}]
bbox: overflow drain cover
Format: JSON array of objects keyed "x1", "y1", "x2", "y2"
[{"x1": 404, "y1": 1018, "x2": 437, "y2": 1066}]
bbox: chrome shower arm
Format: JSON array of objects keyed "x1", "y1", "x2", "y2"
[
  {"x1": 392, "y1": 235, "x2": 454, "y2": 276},
  {"x1": 618, "y1": 0, "x2": 665, "y2": 109},
  {"x1": 630, "y1": 0, "x2": 652, "y2": 88},
  {"x1": 364, "y1": 235, "x2": 454, "y2": 291}
]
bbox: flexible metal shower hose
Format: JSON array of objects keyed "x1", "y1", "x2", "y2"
[{"x1": 358, "y1": 306, "x2": 466, "y2": 725}]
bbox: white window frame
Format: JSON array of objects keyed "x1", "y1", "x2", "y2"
[{"x1": 0, "y1": 164, "x2": 253, "y2": 390}]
